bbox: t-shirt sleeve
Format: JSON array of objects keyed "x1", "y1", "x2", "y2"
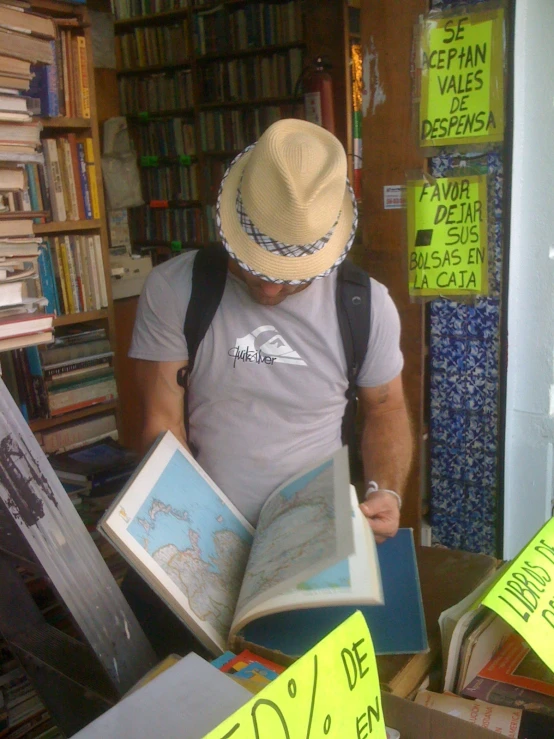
[
  {"x1": 128, "y1": 264, "x2": 190, "y2": 362},
  {"x1": 356, "y1": 278, "x2": 404, "y2": 387}
]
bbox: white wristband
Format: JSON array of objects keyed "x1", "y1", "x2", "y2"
[{"x1": 365, "y1": 480, "x2": 402, "y2": 510}]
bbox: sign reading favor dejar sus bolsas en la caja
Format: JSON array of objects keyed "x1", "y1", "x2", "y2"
[
  {"x1": 418, "y1": 8, "x2": 505, "y2": 149},
  {"x1": 407, "y1": 174, "x2": 488, "y2": 298}
]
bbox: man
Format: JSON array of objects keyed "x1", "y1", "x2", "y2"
[{"x1": 130, "y1": 118, "x2": 412, "y2": 545}]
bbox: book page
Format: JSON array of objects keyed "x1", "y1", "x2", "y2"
[
  {"x1": 100, "y1": 431, "x2": 254, "y2": 654},
  {"x1": 230, "y1": 488, "x2": 383, "y2": 635},
  {"x1": 231, "y1": 447, "x2": 354, "y2": 627}
]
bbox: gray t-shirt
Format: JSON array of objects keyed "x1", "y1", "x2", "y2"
[{"x1": 130, "y1": 250, "x2": 404, "y2": 524}]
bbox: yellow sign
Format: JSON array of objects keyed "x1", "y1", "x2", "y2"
[
  {"x1": 407, "y1": 175, "x2": 488, "y2": 297},
  {"x1": 419, "y1": 9, "x2": 504, "y2": 148},
  {"x1": 203, "y1": 612, "x2": 386, "y2": 739},
  {"x1": 483, "y1": 517, "x2": 554, "y2": 674}
]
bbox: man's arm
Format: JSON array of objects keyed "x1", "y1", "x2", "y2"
[
  {"x1": 133, "y1": 358, "x2": 189, "y2": 456},
  {"x1": 357, "y1": 374, "x2": 413, "y2": 542}
]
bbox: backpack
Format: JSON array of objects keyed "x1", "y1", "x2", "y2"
[{"x1": 180, "y1": 244, "x2": 371, "y2": 481}]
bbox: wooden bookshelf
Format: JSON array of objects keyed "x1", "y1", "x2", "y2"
[
  {"x1": 28, "y1": 400, "x2": 119, "y2": 432},
  {"x1": 40, "y1": 117, "x2": 92, "y2": 129},
  {"x1": 33, "y1": 219, "x2": 102, "y2": 234},
  {"x1": 113, "y1": 0, "x2": 315, "y2": 255},
  {"x1": 0, "y1": 0, "x2": 121, "y2": 442}
]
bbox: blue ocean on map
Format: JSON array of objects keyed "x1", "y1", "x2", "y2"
[
  {"x1": 127, "y1": 451, "x2": 253, "y2": 573},
  {"x1": 298, "y1": 558, "x2": 350, "y2": 590},
  {"x1": 278, "y1": 459, "x2": 332, "y2": 500}
]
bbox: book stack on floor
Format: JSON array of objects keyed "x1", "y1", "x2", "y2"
[
  {"x1": 49, "y1": 437, "x2": 139, "y2": 584},
  {"x1": 402, "y1": 561, "x2": 554, "y2": 737},
  {"x1": 0, "y1": 643, "x2": 61, "y2": 739},
  {"x1": 1, "y1": 323, "x2": 116, "y2": 421}
]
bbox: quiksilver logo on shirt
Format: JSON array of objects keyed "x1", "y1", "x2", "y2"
[{"x1": 227, "y1": 325, "x2": 307, "y2": 368}]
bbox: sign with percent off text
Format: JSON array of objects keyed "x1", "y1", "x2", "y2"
[{"x1": 203, "y1": 611, "x2": 386, "y2": 739}]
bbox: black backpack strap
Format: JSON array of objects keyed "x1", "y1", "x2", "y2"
[
  {"x1": 336, "y1": 259, "x2": 371, "y2": 480},
  {"x1": 178, "y1": 244, "x2": 228, "y2": 443}
]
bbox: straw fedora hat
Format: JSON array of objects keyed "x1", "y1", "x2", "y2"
[{"x1": 216, "y1": 118, "x2": 358, "y2": 284}]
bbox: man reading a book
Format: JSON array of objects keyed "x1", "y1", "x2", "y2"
[{"x1": 129, "y1": 119, "x2": 412, "y2": 545}]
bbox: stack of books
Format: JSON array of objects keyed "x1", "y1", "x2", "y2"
[
  {"x1": 1, "y1": 323, "x2": 116, "y2": 420},
  {"x1": 0, "y1": 1, "x2": 61, "y2": 350},
  {"x1": 0, "y1": 219, "x2": 52, "y2": 351},
  {"x1": 27, "y1": 13, "x2": 90, "y2": 119},
  {"x1": 0, "y1": 645, "x2": 60, "y2": 739},
  {"x1": 50, "y1": 436, "x2": 138, "y2": 497}
]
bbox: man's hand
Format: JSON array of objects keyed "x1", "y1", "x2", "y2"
[{"x1": 360, "y1": 491, "x2": 401, "y2": 543}]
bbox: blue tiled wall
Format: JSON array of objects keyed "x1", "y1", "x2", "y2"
[{"x1": 427, "y1": 1, "x2": 505, "y2": 554}]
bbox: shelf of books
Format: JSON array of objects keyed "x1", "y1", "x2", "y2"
[
  {"x1": 0, "y1": 3, "x2": 137, "y2": 727},
  {"x1": 112, "y1": 0, "x2": 305, "y2": 263},
  {"x1": 0, "y1": 0, "x2": 121, "y2": 453}
]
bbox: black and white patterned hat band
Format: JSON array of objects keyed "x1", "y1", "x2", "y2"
[
  {"x1": 236, "y1": 182, "x2": 340, "y2": 258},
  {"x1": 217, "y1": 143, "x2": 359, "y2": 285}
]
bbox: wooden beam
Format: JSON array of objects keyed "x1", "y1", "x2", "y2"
[{"x1": 361, "y1": 0, "x2": 427, "y2": 537}]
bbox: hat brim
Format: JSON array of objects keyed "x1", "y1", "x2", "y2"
[{"x1": 217, "y1": 147, "x2": 356, "y2": 283}]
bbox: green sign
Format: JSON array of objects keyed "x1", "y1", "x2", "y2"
[
  {"x1": 407, "y1": 175, "x2": 488, "y2": 297},
  {"x1": 204, "y1": 612, "x2": 386, "y2": 739},
  {"x1": 483, "y1": 517, "x2": 554, "y2": 674},
  {"x1": 419, "y1": 9, "x2": 504, "y2": 148}
]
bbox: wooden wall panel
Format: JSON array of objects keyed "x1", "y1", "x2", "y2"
[{"x1": 361, "y1": 0, "x2": 427, "y2": 536}]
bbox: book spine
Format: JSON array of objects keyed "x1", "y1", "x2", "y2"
[
  {"x1": 44, "y1": 356, "x2": 111, "y2": 379},
  {"x1": 84, "y1": 137, "x2": 100, "y2": 219},
  {"x1": 67, "y1": 133, "x2": 85, "y2": 220},
  {"x1": 76, "y1": 142, "x2": 92, "y2": 219},
  {"x1": 50, "y1": 236, "x2": 68, "y2": 314},
  {"x1": 62, "y1": 235, "x2": 79, "y2": 312},
  {"x1": 25, "y1": 164, "x2": 39, "y2": 211},
  {"x1": 93, "y1": 235, "x2": 108, "y2": 307},
  {"x1": 87, "y1": 234, "x2": 101, "y2": 309},
  {"x1": 48, "y1": 377, "x2": 117, "y2": 415},
  {"x1": 71, "y1": 33, "x2": 82, "y2": 118},
  {"x1": 71, "y1": 235, "x2": 86, "y2": 311},
  {"x1": 37, "y1": 243, "x2": 58, "y2": 316},
  {"x1": 58, "y1": 236, "x2": 74, "y2": 313},
  {"x1": 40, "y1": 413, "x2": 117, "y2": 454},
  {"x1": 77, "y1": 235, "x2": 92, "y2": 310},
  {"x1": 59, "y1": 137, "x2": 79, "y2": 220},
  {"x1": 24, "y1": 345, "x2": 48, "y2": 418},
  {"x1": 43, "y1": 139, "x2": 66, "y2": 222},
  {"x1": 46, "y1": 39, "x2": 60, "y2": 116},
  {"x1": 77, "y1": 35, "x2": 90, "y2": 118},
  {"x1": 45, "y1": 240, "x2": 61, "y2": 315}
]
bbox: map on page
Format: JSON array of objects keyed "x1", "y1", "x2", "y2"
[
  {"x1": 126, "y1": 451, "x2": 253, "y2": 641},
  {"x1": 235, "y1": 459, "x2": 348, "y2": 616}
]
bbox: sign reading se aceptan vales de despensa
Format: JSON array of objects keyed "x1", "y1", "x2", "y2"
[
  {"x1": 419, "y1": 9, "x2": 504, "y2": 148},
  {"x1": 407, "y1": 175, "x2": 488, "y2": 297}
]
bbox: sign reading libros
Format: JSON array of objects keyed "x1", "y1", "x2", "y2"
[
  {"x1": 419, "y1": 9, "x2": 504, "y2": 148},
  {"x1": 483, "y1": 517, "x2": 554, "y2": 675},
  {"x1": 407, "y1": 175, "x2": 488, "y2": 297}
]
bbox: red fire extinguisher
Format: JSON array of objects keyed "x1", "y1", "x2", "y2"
[{"x1": 303, "y1": 56, "x2": 336, "y2": 135}]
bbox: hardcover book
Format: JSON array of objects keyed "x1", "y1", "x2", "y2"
[{"x1": 99, "y1": 431, "x2": 385, "y2": 655}]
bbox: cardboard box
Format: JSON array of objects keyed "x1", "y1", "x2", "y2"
[
  {"x1": 382, "y1": 693, "x2": 500, "y2": 738},
  {"x1": 110, "y1": 253, "x2": 152, "y2": 299}
]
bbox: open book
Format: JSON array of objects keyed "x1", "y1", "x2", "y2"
[{"x1": 99, "y1": 431, "x2": 383, "y2": 654}]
